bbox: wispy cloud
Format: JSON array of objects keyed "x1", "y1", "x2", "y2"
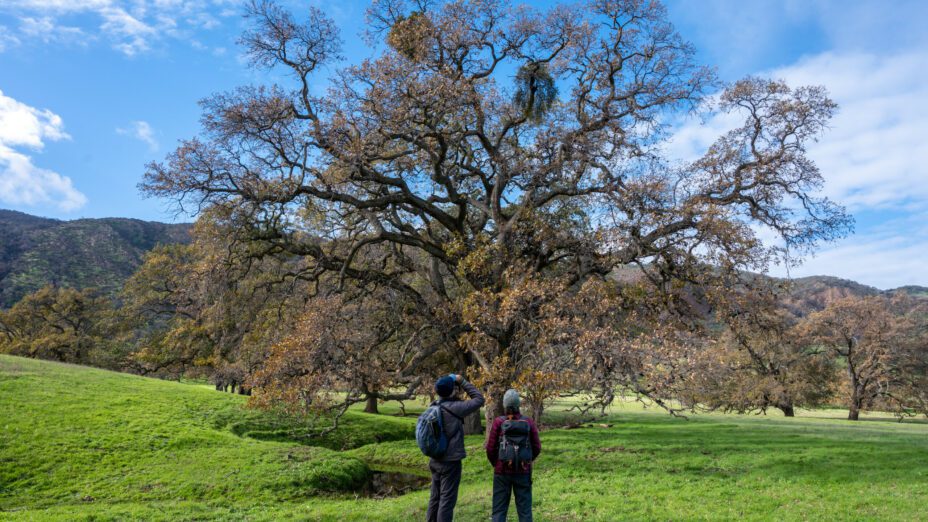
[
  {"x1": 771, "y1": 212, "x2": 928, "y2": 290},
  {"x1": 0, "y1": 26, "x2": 22, "y2": 51},
  {"x1": 1, "y1": 0, "x2": 238, "y2": 56},
  {"x1": 667, "y1": 51, "x2": 928, "y2": 211},
  {"x1": 19, "y1": 15, "x2": 86, "y2": 44},
  {"x1": 0, "y1": 90, "x2": 87, "y2": 212},
  {"x1": 665, "y1": 48, "x2": 928, "y2": 289},
  {"x1": 117, "y1": 120, "x2": 158, "y2": 151},
  {"x1": 774, "y1": 52, "x2": 928, "y2": 210}
]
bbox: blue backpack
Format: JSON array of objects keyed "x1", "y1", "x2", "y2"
[{"x1": 416, "y1": 401, "x2": 462, "y2": 458}]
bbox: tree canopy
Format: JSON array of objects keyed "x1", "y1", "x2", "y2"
[{"x1": 141, "y1": 0, "x2": 852, "y2": 420}]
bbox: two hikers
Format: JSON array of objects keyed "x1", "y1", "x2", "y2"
[
  {"x1": 417, "y1": 375, "x2": 540, "y2": 522},
  {"x1": 423, "y1": 373, "x2": 485, "y2": 522},
  {"x1": 486, "y1": 389, "x2": 541, "y2": 522}
]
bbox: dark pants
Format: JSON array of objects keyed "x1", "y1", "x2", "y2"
[
  {"x1": 492, "y1": 473, "x2": 532, "y2": 522},
  {"x1": 427, "y1": 459, "x2": 462, "y2": 522}
]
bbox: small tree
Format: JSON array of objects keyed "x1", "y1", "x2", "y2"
[
  {"x1": 514, "y1": 369, "x2": 570, "y2": 424},
  {"x1": 803, "y1": 294, "x2": 925, "y2": 420},
  {"x1": 119, "y1": 209, "x2": 311, "y2": 383},
  {"x1": 0, "y1": 285, "x2": 114, "y2": 367},
  {"x1": 248, "y1": 289, "x2": 442, "y2": 430},
  {"x1": 688, "y1": 285, "x2": 836, "y2": 417}
]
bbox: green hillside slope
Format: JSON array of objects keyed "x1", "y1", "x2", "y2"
[
  {"x1": 3, "y1": 355, "x2": 928, "y2": 521},
  {"x1": 0, "y1": 210, "x2": 191, "y2": 307}
]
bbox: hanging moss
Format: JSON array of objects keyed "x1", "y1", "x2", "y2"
[{"x1": 514, "y1": 62, "x2": 558, "y2": 122}]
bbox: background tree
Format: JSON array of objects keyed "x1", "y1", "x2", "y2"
[
  {"x1": 685, "y1": 284, "x2": 835, "y2": 417},
  {"x1": 248, "y1": 288, "x2": 443, "y2": 427},
  {"x1": 896, "y1": 338, "x2": 928, "y2": 418},
  {"x1": 142, "y1": 0, "x2": 851, "y2": 424},
  {"x1": 0, "y1": 285, "x2": 116, "y2": 367},
  {"x1": 119, "y1": 208, "x2": 309, "y2": 387},
  {"x1": 803, "y1": 294, "x2": 925, "y2": 420}
]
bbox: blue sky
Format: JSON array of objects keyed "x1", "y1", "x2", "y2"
[{"x1": 0, "y1": 0, "x2": 926, "y2": 288}]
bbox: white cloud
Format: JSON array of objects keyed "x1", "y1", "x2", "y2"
[
  {"x1": 0, "y1": 26, "x2": 22, "y2": 51},
  {"x1": 99, "y1": 6, "x2": 155, "y2": 56},
  {"x1": 666, "y1": 48, "x2": 928, "y2": 289},
  {"x1": 19, "y1": 16, "x2": 86, "y2": 44},
  {"x1": 0, "y1": 90, "x2": 87, "y2": 212},
  {"x1": 667, "y1": 0, "x2": 928, "y2": 78},
  {"x1": 774, "y1": 52, "x2": 928, "y2": 210},
  {"x1": 0, "y1": 146, "x2": 88, "y2": 211},
  {"x1": 1, "y1": 0, "x2": 238, "y2": 56},
  {"x1": 766, "y1": 213, "x2": 928, "y2": 290},
  {"x1": 0, "y1": 90, "x2": 70, "y2": 148},
  {"x1": 117, "y1": 120, "x2": 158, "y2": 150},
  {"x1": 667, "y1": 51, "x2": 928, "y2": 211}
]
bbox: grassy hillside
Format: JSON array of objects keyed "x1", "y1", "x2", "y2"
[
  {"x1": 2, "y1": 355, "x2": 928, "y2": 521},
  {"x1": 0, "y1": 210, "x2": 190, "y2": 307}
]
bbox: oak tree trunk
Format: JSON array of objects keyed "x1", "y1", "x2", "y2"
[
  {"x1": 484, "y1": 389, "x2": 506, "y2": 443},
  {"x1": 530, "y1": 401, "x2": 545, "y2": 424},
  {"x1": 848, "y1": 396, "x2": 861, "y2": 421},
  {"x1": 364, "y1": 393, "x2": 379, "y2": 414},
  {"x1": 463, "y1": 410, "x2": 483, "y2": 435}
]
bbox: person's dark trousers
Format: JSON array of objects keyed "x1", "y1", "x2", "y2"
[
  {"x1": 491, "y1": 474, "x2": 532, "y2": 522},
  {"x1": 427, "y1": 460, "x2": 463, "y2": 522}
]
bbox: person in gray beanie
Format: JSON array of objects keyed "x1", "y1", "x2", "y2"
[{"x1": 485, "y1": 388, "x2": 541, "y2": 522}]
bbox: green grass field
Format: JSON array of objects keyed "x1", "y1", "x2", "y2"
[{"x1": 2, "y1": 354, "x2": 927, "y2": 521}]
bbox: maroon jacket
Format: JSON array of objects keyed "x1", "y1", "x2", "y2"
[{"x1": 485, "y1": 414, "x2": 541, "y2": 475}]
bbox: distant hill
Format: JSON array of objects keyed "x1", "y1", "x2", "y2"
[
  {"x1": 612, "y1": 265, "x2": 926, "y2": 317},
  {"x1": 782, "y1": 275, "x2": 928, "y2": 315},
  {"x1": 2, "y1": 208, "x2": 925, "y2": 312},
  {"x1": 0, "y1": 210, "x2": 191, "y2": 308},
  {"x1": 781, "y1": 275, "x2": 881, "y2": 315}
]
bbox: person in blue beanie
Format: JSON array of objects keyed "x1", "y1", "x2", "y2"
[{"x1": 427, "y1": 373, "x2": 485, "y2": 522}]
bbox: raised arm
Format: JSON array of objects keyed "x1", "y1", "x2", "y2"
[{"x1": 455, "y1": 379, "x2": 485, "y2": 416}]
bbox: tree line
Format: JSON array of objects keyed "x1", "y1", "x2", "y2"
[
  {"x1": 2, "y1": 0, "x2": 926, "y2": 429},
  {"x1": 2, "y1": 214, "x2": 926, "y2": 424}
]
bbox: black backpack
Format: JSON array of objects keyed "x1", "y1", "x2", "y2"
[{"x1": 497, "y1": 417, "x2": 533, "y2": 469}]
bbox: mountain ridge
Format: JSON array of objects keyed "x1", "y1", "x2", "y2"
[
  {"x1": 2, "y1": 210, "x2": 925, "y2": 311},
  {"x1": 0, "y1": 209, "x2": 191, "y2": 307}
]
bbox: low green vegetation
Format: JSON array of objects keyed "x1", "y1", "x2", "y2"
[{"x1": 2, "y1": 354, "x2": 927, "y2": 521}]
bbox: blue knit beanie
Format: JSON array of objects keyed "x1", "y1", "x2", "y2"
[{"x1": 435, "y1": 376, "x2": 455, "y2": 398}]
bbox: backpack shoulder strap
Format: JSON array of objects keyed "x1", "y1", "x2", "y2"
[{"x1": 438, "y1": 402, "x2": 464, "y2": 421}]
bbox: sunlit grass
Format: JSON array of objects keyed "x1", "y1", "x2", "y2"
[{"x1": 2, "y1": 354, "x2": 927, "y2": 521}]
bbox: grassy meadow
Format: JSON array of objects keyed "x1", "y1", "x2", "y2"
[{"x1": 1, "y1": 354, "x2": 927, "y2": 521}]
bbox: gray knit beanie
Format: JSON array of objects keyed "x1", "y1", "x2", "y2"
[{"x1": 503, "y1": 389, "x2": 521, "y2": 411}]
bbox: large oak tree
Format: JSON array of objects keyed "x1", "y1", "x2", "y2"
[{"x1": 142, "y1": 0, "x2": 851, "y2": 422}]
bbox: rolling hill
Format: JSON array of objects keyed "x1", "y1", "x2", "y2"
[{"x1": 0, "y1": 210, "x2": 191, "y2": 307}]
